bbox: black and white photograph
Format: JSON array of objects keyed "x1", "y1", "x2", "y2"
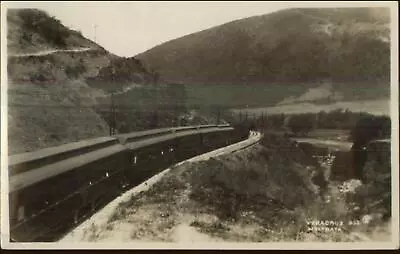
[{"x1": 0, "y1": 1, "x2": 398, "y2": 249}]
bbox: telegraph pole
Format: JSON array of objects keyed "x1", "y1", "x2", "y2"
[
  {"x1": 94, "y1": 24, "x2": 98, "y2": 43},
  {"x1": 216, "y1": 106, "x2": 221, "y2": 125},
  {"x1": 245, "y1": 105, "x2": 249, "y2": 122},
  {"x1": 109, "y1": 92, "x2": 115, "y2": 136},
  {"x1": 261, "y1": 112, "x2": 264, "y2": 128},
  {"x1": 110, "y1": 67, "x2": 117, "y2": 136},
  {"x1": 113, "y1": 93, "x2": 117, "y2": 135},
  {"x1": 175, "y1": 105, "x2": 180, "y2": 127}
]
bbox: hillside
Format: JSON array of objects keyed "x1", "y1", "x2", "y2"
[
  {"x1": 6, "y1": 9, "x2": 161, "y2": 154},
  {"x1": 62, "y1": 134, "x2": 391, "y2": 242},
  {"x1": 7, "y1": 9, "x2": 102, "y2": 55},
  {"x1": 137, "y1": 8, "x2": 390, "y2": 104},
  {"x1": 86, "y1": 56, "x2": 158, "y2": 92}
]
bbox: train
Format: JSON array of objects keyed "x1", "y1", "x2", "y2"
[{"x1": 8, "y1": 124, "x2": 249, "y2": 242}]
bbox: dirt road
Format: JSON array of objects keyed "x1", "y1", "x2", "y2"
[{"x1": 9, "y1": 47, "x2": 93, "y2": 57}]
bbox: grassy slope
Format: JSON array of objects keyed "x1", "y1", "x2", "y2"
[
  {"x1": 7, "y1": 8, "x2": 102, "y2": 54},
  {"x1": 73, "y1": 134, "x2": 391, "y2": 242},
  {"x1": 7, "y1": 9, "x2": 157, "y2": 154},
  {"x1": 8, "y1": 81, "x2": 110, "y2": 154},
  {"x1": 137, "y1": 8, "x2": 390, "y2": 107},
  {"x1": 183, "y1": 82, "x2": 390, "y2": 109},
  {"x1": 138, "y1": 8, "x2": 390, "y2": 84}
]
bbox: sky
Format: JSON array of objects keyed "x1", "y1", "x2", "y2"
[{"x1": 2, "y1": 1, "x2": 393, "y2": 57}]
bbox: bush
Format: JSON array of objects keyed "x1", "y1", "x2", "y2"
[
  {"x1": 65, "y1": 60, "x2": 86, "y2": 78},
  {"x1": 18, "y1": 9, "x2": 70, "y2": 48},
  {"x1": 349, "y1": 116, "x2": 391, "y2": 181},
  {"x1": 259, "y1": 109, "x2": 390, "y2": 133},
  {"x1": 350, "y1": 115, "x2": 391, "y2": 144},
  {"x1": 287, "y1": 114, "x2": 315, "y2": 136}
]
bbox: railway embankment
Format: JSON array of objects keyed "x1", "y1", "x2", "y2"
[{"x1": 62, "y1": 133, "x2": 392, "y2": 242}]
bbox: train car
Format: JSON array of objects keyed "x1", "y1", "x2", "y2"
[
  {"x1": 124, "y1": 137, "x2": 177, "y2": 184},
  {"x1": 8, "y1": 136, "x2": 118, "y2": 176},
  {"x1": 216, "y1": 124, "x2": 237, "y2": 147},
  {"x1": 121, "y1": 126, "x2": 202, "y2": 182},
  {"x1": 116, "y1": 127, "x2": 173, "y2": 145},
  {"x1": 9, "y1": 137, "x2": 127, "y2": 242},
  {"x1": 120, "y1": 125, "x2": 228, "y2": 183},
  {"x1": 8, "y1": 124, "x2": 246, "y2": 242},
  {"x1": 199, "y1": 125, "x2": 236, "y2": 152},
  {"x1": 174, "y1": 132, "x2": 203, "y2": 161},
  {"x1": 120, "y1": 125, "x2": 231, "y2": 182},
  {"x1": 117, "y1": 126, "x2": 196, "y2": 183}
]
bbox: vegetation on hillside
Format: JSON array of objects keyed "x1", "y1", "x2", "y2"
[
  {"x1": 244, "y1": 109, "x2": 391, "y2": 138},
  {"x1": 138, "y1": 8, "x2": 390, "y2": 102},
  {"x1": 240, "y1": 109, "x2": 391, "y2": 188},
  {"x1": 86, "y1": 57, "x2": 157, "y2": 92},
  {"x1": 7, "y1": 7, "x2": 391, "y2": 154},
  {"x1": 82, "y1": 132, "x2": 390, "y2": 242},
  {"x1": 6, "y1": 9, "x2": 168, "y2": 154},
  {"x1": 8, "y1": 82, "x2": 110, "y2": 154},
  {"x1": 17, "y1": 9, "x2": 70, "y2": 48},
  {"x1": 7, "y1": 8, "x2": 100, "y2": 54},
  {"x1": 95, "y1": 84, "x2": 189, "y2": 133}
]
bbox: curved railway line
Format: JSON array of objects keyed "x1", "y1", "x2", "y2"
[
  {"x1": 7, "y1": 124, "x2": 251, "y2": 242},
  {"x1": 60, "y1": 130, "x2": 262, "y2": 242}
]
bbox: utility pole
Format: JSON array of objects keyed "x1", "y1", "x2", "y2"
[
  {"x1": 261, "y1": 112, "x2": 264, "y2": 128},
  {"x1": 110, "y1": 92, "x2": 115, "y2": 136},
  {"x1": 109, "y1": 92, "x2": 113, "y2": 136},
  {"x1": 153, "y1": 110, "x2": 159, "y2": 128},
  {"x1": 110, "y1": 67, "x2": 116, "y2": 136},
  {"x1": 175, "y1": 105, "x2": 179, "y2": 127},
  {"x1": 245, "y1": 105, "x2": 249, "y2": 122},
  {"x1": 216, "y1": 106, "x2": 221, "y2": 125},
  {"x1": 113, "y1": 94, "x2": 117, "y2": 135},
  {"x1": 94, "y1": 24, "x2": 98, "y2": 43}
]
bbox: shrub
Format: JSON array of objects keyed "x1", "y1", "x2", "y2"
[
  {"x1": 65, "y1": 60, "x2": 86, "y2": 78},
  {"x1": 350, "y1": 115, "x2": 391, "y2": 144},
  {"x1": 18, "y1": 9, "x2": 70, "y2": 48},
  {"x1": 287, "y1": 114, "x2": 315, "y2": 136}
]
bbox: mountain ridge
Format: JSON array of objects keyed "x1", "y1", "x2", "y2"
[{"x1": 137, "y1": 7, "x2": 390, "y2": 86}]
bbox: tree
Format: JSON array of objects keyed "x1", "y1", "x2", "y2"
[
  {"x1": 350, "y1": 115, "x2": 391, "y2": 181},
  {"x1": 350, "y1": 115, "x2": 390, "y2": 145},
  {"x1": 287, "y1": 114, "x2": 315, "y2": 136}
]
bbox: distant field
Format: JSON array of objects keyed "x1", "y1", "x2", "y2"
[
  {"x1": 182, "y1": 82, "x2": 390, "y2": 109},
  {"x1": 184, "y1": 83, "x2": 307, "y2": 108},
  {"x1": 231, "y1": 99, "x2": 390, "y2": 117},
  {"x1": 306, "y1": 129, "x2": 351, "y2": 141},
  {"x1": 95, "y1": 82, "x2": 390, "y2": 112}
]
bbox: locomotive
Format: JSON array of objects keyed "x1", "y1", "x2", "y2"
[{"x1": 8, "y1": 124, "x2": 249, "y2": 242}]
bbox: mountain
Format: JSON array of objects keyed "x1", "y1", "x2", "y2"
[
  {"x1": 7, "y1": 9, "x2": 101, "y2": 55},
  {"x1": 6, "y1": 9, "x2": 161, "y2": 154},
  {"x1": 7, "y1": 8, "x2": 157, "y2": 90},
  {"x1": 137, "y1": 8, "x2": 390, "y2": 87},
  {"x1": 86, "y1": 56, "x2": 158, "y2": 92}
]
